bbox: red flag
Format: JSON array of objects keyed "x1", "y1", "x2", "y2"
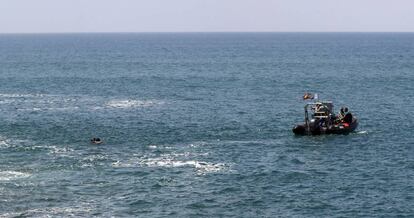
[{"x1": 303, "y1": 93, "x2": 313, "y2": 100}]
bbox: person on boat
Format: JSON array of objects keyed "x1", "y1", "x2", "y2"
[
  {"x1": 333, "y1": 107, "x2": 345, "y2": 124},
  {"x1": 318, "y1": 117, "x2": 327, "y2": 127},
  {"x1": 343, "y1": 107, "x2": 353, "y2": 124},
  {"x1": 329, "y1": 112, "x2": 336, "y2": 121},
  {"x1": 338, "y1": 107, "x2": 345, "y2": 120}
]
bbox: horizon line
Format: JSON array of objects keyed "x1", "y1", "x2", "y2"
[{"x1": 1, "y1": 31, "x2": 414, "y2": 35}]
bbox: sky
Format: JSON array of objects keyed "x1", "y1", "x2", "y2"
[{"x1": 0, "y1": 0, "x2": 413, "y2": 33}]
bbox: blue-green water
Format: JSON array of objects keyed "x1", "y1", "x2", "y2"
[{"x1": 0, "y1": 33, "x2": 413, "y2": 217}]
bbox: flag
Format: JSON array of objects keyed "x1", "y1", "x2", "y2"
[{"x1": 303, "y1": 92, "x2": 313, "y2": 100}]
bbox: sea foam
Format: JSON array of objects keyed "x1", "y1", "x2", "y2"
[
  {"x1": 142, "y1": 157, "x2": 227, "y2": 173},
  {"x1": 112, "y1": 155, "x2": 227, "y2": 174},
  {"x1": 106, "y1": 99, "x2": 162, "y2": 108},
  {"x1": 0, "y1": 171, "x2": 30, "y2": 181}
]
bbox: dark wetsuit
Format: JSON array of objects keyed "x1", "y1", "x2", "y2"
[{"x1": 343, "y1": 113, "x2": 353, "y2": 124}]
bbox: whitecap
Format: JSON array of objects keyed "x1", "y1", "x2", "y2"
[
  {"x1": 16, "y1": 106, "x2": 80, "y2": 112},
  {"x1": 0, "y1": 139, "x2": 12, "y2": 149},
  {"x1": 0, "y1": 99, "x2": 15, "y2": 104},
  {"x1": 82, "y1": 154, "x2": 108, "y2": 162},
  {"x1": 111, "y1": 160, "x2": 136, "y2": 168},
  {"x1": 1, "y1": 206, "x2": 93, "y2": 217},
  {"x1": 0, "y1": 171, "x2": 30, "y2": 181},
  {"x1": 160, "y1": 152, "x2": 191, "y2": 158},
  {"x1": 140, "y1": 157, "x2": 227, "y2": 174},
  {"x1": 187, "y1": 141, "x2": 208, "y2": 148},
  {"x1": 91, "y1": 106, "x2": 104, "y2": 110},
  {"x1": 80, "y1": 154, "x2": 110, "y2": 168},
  {"x1": 0, "y1": 93, "x2": 47, "y2": 98},
  {"x1": 356, "y1": 130, "x2": 368, "y2": 134},
  {"x1": 0, "y1": 93, "x2": 89, "y2": 112},
  {"x1": 106, "y1": 99, "x2": 162, "y2": 108},
  {"x1": 112, "y1": 155, "x2": 228, "y2": 173},
  {"x1": 48, "y1": 146, "x2": 75, "y2": 156},
  {"x1": 45, "y1": 106, "x2": 80, "y2": 111},
  {"x1": 0, "y1": 137, "x2": 29, "y2": 149}
]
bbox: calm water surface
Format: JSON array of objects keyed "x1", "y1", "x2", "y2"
[{"x1": 0, "y1": 33, "x2": 413, "y2": 217}]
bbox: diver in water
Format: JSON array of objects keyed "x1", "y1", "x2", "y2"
[{"x1": 91, "y1": 137, "x2": 102, "y2": 144}]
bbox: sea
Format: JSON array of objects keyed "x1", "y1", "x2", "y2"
[{"x1": 0, "y1": 33, "x2": 413, "y2": 217}]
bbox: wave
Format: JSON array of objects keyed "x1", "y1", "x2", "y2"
[
  {"x1": 0, "y1": 138, "x2": 13, "y2": 149},
  {"x1": 1, "y1": 206, "x2": 93, "y2": 217},
  {"x1": 143, "y1": 158, "x2": 227, "y2": 173},
  {"x1": 33, "y1": 145, "x2": 76, "y2": 157},
  {"x1": 0, "y1": 137, "x2": 31, "y2": 149},
  {"x1": 112, "y1": 155, "x2": 228, "y2": 174},
  {"x1": 356, "y1": 130, "x2": 368, "y2": 134},
  {"x1": 80, "y1": 154, "x2": 111, "y2": 168},
  {"x1": 0, "y1": 171, "x2": 31, "y2": 181},
  {"x1": 0, "y1": 93, "x2": 164, "y2": 112},
  {"x1": 0, "y1": 93, "x2": 83, "y2": 112},
  {"x1": 16, "y1": 106, "x2": 80, "y2": 112},
  {"x1": 106, "y1": 99, "x2": 163, "y2": 108},
  {"x1": 148, "y1": 145, "x2": 158, "y2": 149},
  {"x1": 112, "y1": 142, "x2": 224, "y2": 174},
  {"x1": 0, "y1": 93, "x2": 48, "y2": 98},
  {"x1": 0, "y1": 136, "x2": 76, "y2": 159}
]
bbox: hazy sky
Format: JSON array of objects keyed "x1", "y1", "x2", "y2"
[{"x1": 0, "y1": 0, "x2": 413, "y2": 33}]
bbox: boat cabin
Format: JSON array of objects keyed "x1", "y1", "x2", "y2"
[{"x1": 305, "y1": 101, "x2": 334, "y2": 119}]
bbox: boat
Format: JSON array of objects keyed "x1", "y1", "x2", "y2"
[{"x1": 292, "y1": 97, "x2": 358, "y2": 135}]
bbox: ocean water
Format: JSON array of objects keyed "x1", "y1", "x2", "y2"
[{"x1": 0, "y1": 33, "x2": 413, "y2": 217}]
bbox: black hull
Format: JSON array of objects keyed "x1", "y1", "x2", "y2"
[{"x1": 293, "y1": 119, "x2": 358, "y2": 135}]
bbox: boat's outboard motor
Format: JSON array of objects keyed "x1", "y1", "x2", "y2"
[{"x1": 292, "y1": 125, "x2": 306, "y2": 135}]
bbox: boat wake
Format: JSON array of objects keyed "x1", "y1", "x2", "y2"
[
  {"x1": 0, "y1": 93, "x2": 164, "y2": 112},
  {"x1": 0, "y1": 171, "x2": 30, "y2": 181},
  {"x1": 1, "y1": 205, "x2": 93, "y2": 217},
  {"x1": 105, "y1": 99, "x2": 163, "y2": 109},
  {"x1": 356, "y1": 130, "x2": 368, "y2": 134},
  {"x1": 142, "y1": 157, "x2": 226, "y2": 173},
  {"x1": 113, "y1": 142, "x2": 230, "y2": 174},
  {"x1": 112, "y1": 157, "x2": 227, "y2": 174}
]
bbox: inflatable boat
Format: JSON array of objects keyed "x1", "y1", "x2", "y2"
[{"x1": 292, "y1": 99, "x2": 358, "y2": 135}]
